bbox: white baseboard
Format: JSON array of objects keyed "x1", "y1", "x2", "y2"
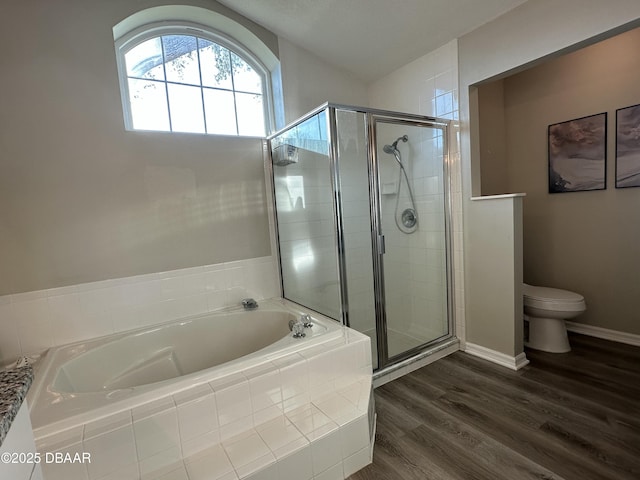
[
  {"x1": 464, "y1": 343, "x2": 530, "y2": 371},
  {"x1": 565, "y1": 321, "x2": 640, "y2": 347}
]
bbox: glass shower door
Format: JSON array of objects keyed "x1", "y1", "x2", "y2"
[{"x1": 374, "y1": 119, "x2": 450, "y2": 361}]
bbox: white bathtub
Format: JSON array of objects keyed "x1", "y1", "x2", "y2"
[
  {"x1": 29, "y1": 298, "x2": 339, "y2": 435},
  {"x1": 29, "y1": 298, "x2": 374, "y2": 480}
]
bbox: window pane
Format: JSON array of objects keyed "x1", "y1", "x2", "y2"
[
  {"x1": 121, "y1": 32, "x2": 270, "y2": 136},
  {"x1": 199, "y1": 39, "x2": 233, "y2": 90},
  {"x1": 203, "y1": 89, "x2": 237, "y2": 135},
  {"x1": 236, "y1": 92, "x2": 265, "y2": 136},
  {"x1": 125, "y1": 38, "x2": 164, "y2": 80},
  {"x1": 167, "y1": 84, "x2": 205, "y2": 133},
  {"x1": 231, "y1": 53, "x2": 262, "y2": 93},
  {"x1": 163, "y1": 35, "x2": 201, "y2": 86},
  {"x1": 128, "y1": 79, "x2": 170, "y2": 131}
]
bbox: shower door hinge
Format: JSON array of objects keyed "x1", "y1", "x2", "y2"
[{"x1": 377, "y1": 234, "x2": 385, "y2": 254}]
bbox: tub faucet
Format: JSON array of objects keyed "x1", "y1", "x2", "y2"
[
  {"x1": 288, "y1": 318, "x2": 306, "y2": 338},
  {"x1": 300, "y1": 314, "x2": 313, "y2": 328},
  {"x1": 241, "y1": 298, "x2": 258, "y2": 310}
]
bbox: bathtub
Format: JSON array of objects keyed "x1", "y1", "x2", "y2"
[{"x1": 29, "y1": 298, "x2": 374, "y2": 480}]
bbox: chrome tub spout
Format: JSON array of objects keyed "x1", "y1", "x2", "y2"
[{"x1": 241, "y1": 298, "x2": 258, "y2": 310}]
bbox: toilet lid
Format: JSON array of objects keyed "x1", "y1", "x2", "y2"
[{"x1": 523, "y1": 283, "x2": 585, "y2": 310}]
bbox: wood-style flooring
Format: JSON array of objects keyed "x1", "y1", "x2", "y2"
[{"x1": 349, "y1": 333, "x2": 640, "y2": 480}]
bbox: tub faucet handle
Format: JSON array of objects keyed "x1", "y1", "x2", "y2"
[
  {"x1": 288, "y1": 319, "x2": 306, "y2": 338},
  {"x1": 241, "y1": 298, "x2": 258, "y2": 310},
  {"x1": 300, "y1": 314, "x2": 313, "y2": 328}
]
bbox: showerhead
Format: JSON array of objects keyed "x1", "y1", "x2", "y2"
[
  {"x1": 383, "y1": 144, "x2": 396, "y2": 154},
  {"x1": 383, "y1": 135, "x2": 409, "y2": 154}
]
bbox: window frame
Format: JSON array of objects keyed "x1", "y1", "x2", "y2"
[{"x1": 114, "y1": 21, "x2": 274, "y2": 136}]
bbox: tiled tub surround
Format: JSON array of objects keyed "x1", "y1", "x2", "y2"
[
  {"x1": 0, "y1": 256, "x2": 279, "y2": 367},
  {"x1": 29, "y1": 301, "x2": 373, "y2": 480}
]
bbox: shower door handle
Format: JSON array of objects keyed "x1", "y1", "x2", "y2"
[{"x1": 377, "y1": 234, "x2": 386, "y2": 254}]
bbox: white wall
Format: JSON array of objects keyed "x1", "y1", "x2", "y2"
[{"x1": 459, "y1": 0, "x2": 640, "y2": 356}]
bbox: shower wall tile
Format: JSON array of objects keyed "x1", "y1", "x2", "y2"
[
  {"x1": 368, "y1": 39, "x2": 464, "y2": 345},
  {"x1": 0, "y1": 256, "x2": 280, "y2": 366}
]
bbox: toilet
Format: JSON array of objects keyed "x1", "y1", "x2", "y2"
[{"x1": 523, "y1": 283, "x2": 586, "y2": 353}]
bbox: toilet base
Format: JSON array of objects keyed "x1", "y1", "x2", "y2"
[{"x1": 524, "y1": 315, "x2": 571, "y2": 353}]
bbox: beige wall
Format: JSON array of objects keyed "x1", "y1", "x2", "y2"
[
  {"x1": 459, "y1": 0, "x2": 640, "y2": 355},
  {"x1": 278, "y1": 38, "x2": 369, "y2": 123},
  {"x1": 0, "y1": 0, "x2": 368, "y2": 296},
  {"x1": 478, "y1": 80, "x2": 509, "y2": 195},
  {"x1": 466, "y1": 196, "x2": 524, "y2": 356},
  {"x1": 0, "y1": 0, "x2": 274, "y2": 295},
  {"x1": 500, "y1": 27, "x2": 640, "y2": 334}
]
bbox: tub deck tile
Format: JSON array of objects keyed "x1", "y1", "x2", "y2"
[{"x1": 184, "y1": 444, "x2": 236, "y2": 480}]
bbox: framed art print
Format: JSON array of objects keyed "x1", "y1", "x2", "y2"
[
  {"x1": 548, "y1": 113, "x2": 607, "y2": 193},
  {"x1": 615, "y1": 103, "x2": 640, "y2": 188}
]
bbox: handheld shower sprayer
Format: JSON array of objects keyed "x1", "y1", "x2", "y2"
[
  {"x1": 381, "y1": 134, "x2": 418, "y2": 233},
  {"x1": 382, "y1": 135, "x2": 408, "y2": 154}
]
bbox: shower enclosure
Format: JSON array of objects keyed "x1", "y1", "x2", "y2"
[{"x1": 268, "y1": 103, "x2": 453, "y2": 372}]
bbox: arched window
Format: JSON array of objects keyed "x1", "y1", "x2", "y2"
[{"x1": 115, "y1": 23, "x2": 272, "y2": 136}]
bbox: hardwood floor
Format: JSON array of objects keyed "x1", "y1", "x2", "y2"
[{"x1": 349, "y1": 333, "x2": 640, "y2": 480}]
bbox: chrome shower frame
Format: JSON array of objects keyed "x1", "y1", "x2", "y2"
[{"x1": 267, "y1": 102, "x2": 456, "y2": 373}]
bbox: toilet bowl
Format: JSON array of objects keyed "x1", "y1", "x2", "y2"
[{"x1": 523, "y1": 283, "x2": 586, "y2": 353}]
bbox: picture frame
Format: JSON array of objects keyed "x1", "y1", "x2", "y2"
[
  {"x1": 548, "y1": 113, "x2": 607, "y2": 193},
  {"x1": 615, "y1": 103, "x2": 640, "y2": 188}
]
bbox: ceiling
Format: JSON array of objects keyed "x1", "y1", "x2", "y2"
[{"x1": 217, "y1": 0, "x2": 528, "y2": 82}]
